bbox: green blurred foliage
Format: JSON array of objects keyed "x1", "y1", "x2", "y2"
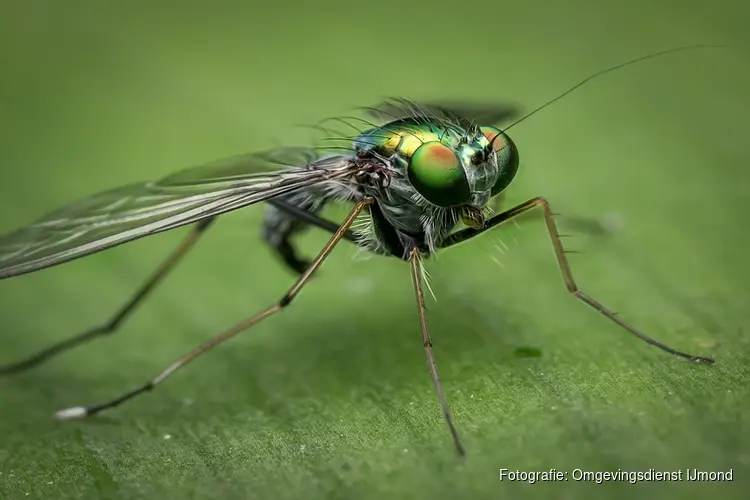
[{"x1": 0, "y1": 0, "x2": 749, "y2": 498}]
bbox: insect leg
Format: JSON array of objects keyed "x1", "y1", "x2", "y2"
[
  {"x1": 441, "y1": 197, "x2": 715, "y2": 364},
  {"x1": 263, "y1": 197, "x2": 359, "y2": 275},
  {"x1": 262, "y1": 200, "x2": 322, "y2": 274},
  {"x1": 409, "y1": 248, "x2": 465, "y2": 456},
  {"x1": 0, "y1": 217, "x2": 216, "y2": 376},
  {"x1": 490, "y1": 193, "x2": 612, "y2": 236},
  {"x1": 266, "y1": 199, "x2": 358, "y2": 243},
  {"x1": 54, "y1": 198, "x2": 372, "y2": 420}
]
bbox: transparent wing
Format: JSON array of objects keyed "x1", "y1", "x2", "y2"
[
  {"x1": 0, "y1": 148, "x2": 359, "y2": 279},
  {"x1": 363, "y1": 98, "x2": 521, "y2": 127}
]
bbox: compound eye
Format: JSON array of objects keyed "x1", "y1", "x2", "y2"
[
  {"x1": 407, "y1": 141, "x2": 470, "y2": 207},
  {"x1": 480, "y1": 127, "x2": 519, "y2": 197},
  {"x1": 480, "y1": 125, "x2": 504, "y2": 150}
]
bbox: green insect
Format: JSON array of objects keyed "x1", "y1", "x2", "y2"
[{"x1": 0, "y1": 45, "x2": 720, "y2": 456}]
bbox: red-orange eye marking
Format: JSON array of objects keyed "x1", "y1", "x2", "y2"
[
  {"x1": 407, "y1": 142, "x2": 470, "y2": 207},
  {"x1": 423, "y1": 142, "x2": 456, "y2": 164},
  {"x1": 480, "y1": 125, "x2": 506, "y2": 151}
]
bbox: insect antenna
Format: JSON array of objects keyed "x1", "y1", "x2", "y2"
[{"x1": 493, "y1": 44, "x2": 725, "y2": 145}]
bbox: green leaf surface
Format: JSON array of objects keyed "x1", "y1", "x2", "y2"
[{"x1": 1, "y1": 1, "x2": 748, "y2": 498}]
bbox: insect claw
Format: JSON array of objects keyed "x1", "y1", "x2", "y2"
[
  {"x1": 692, "y1": 356, "x2": 717, "y2": 365},
  {"x1": 55, "y1": 406, "x2": 87, "y2": 420}
]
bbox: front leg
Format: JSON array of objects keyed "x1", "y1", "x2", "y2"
[
  {"x1": 489, "y1": 192, "x2": 611, "y2": 236},
  {"x1": 441, "y1": 197, "x2": 714, "y2": 364}
]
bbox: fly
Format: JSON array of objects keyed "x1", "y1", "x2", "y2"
[{"x1": 0, "y1": 44, "x2": 722, "y2": 456}]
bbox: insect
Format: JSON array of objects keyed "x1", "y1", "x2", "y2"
[{"x1": 0, "y1": 45, "x2": 720, "y2": 456}]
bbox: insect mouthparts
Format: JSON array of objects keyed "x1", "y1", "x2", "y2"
[{"x1": 460, "y1": 206, "x2": 485, "y2": 229}]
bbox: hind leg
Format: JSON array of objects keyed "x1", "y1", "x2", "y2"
[{"x1": 1, "y1": 218, "x2": 216, "y2": 374}]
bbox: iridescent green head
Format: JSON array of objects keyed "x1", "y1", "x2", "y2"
[{"x1": 406, "y1": 125, "x2": 519, "y2": 223}]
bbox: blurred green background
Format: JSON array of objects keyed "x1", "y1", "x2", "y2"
[{"x1": 1, "y1": 0, "x2": 749, "y2": 498}]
